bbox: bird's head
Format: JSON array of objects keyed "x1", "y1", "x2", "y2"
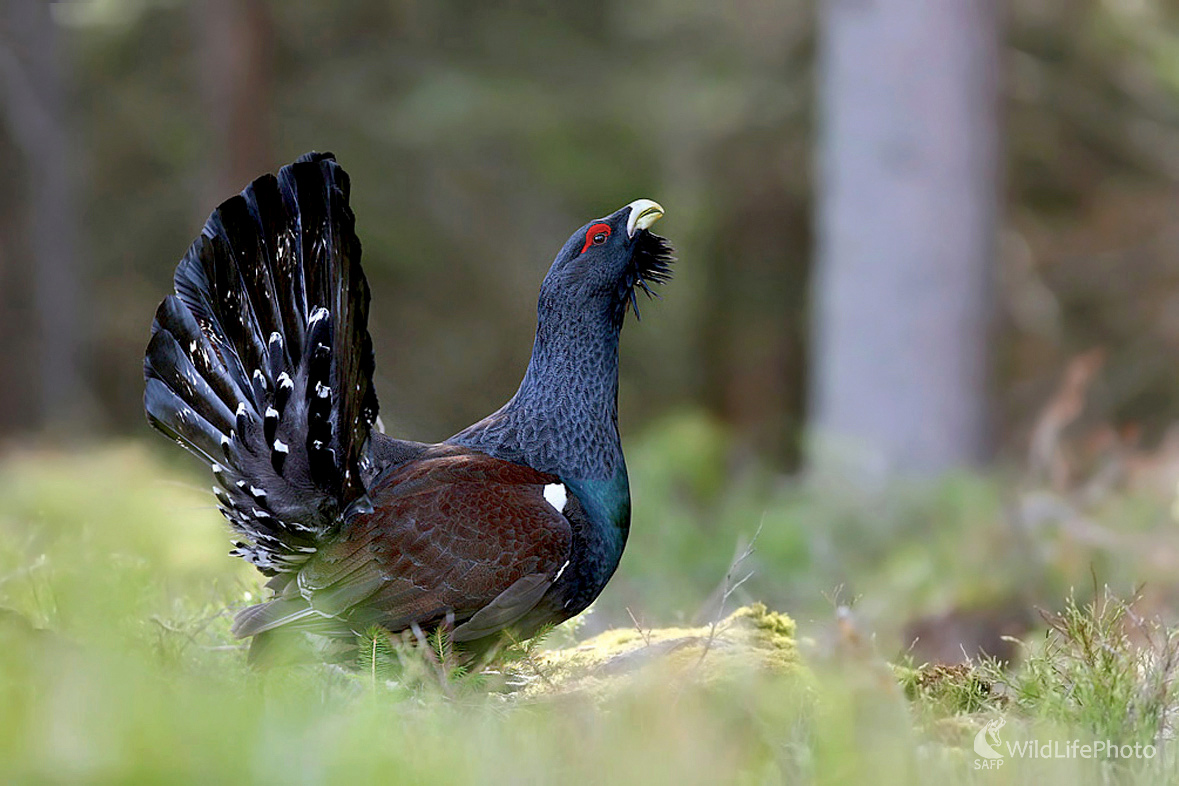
[{"x1": 539, "y1": 199, "x2": 673, "y2": 327}]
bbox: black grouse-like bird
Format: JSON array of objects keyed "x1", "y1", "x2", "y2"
[{"x1": 144, "y1": 152, "x2": 671, "y2": 661}]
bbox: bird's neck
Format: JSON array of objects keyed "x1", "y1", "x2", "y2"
[{"x1": 452, "y1": 305, "x2": 625, "y2": 481}]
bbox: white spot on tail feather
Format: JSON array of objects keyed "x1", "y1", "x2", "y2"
[{"x1": 543, "y1": 483, "x2": 567, "y2": 512}]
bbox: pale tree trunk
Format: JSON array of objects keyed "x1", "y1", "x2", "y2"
[
  {"x1": 810, "y1": 0, "x2": 1000, "y2": 477},
  {"x1": 0, "y1": 1, "x2": 88, "y2": 433}
]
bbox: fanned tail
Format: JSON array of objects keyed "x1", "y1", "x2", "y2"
[{"x1": 144, "y1": 152, "x2": 378, "y2": 574}]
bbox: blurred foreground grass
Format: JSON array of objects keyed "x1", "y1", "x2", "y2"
[{"x1": 3, "y1": 420, "x2": 1179, "y2": 783}]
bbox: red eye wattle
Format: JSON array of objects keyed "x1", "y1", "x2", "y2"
[{"x1": 580, "y1": 223, "x2": 612, "y2": 254}]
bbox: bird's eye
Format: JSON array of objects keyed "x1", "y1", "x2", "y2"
[{"x1": 580, "y1": 222, "x2": 612, "y2": 254}]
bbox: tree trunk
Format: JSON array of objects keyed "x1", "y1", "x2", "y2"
[
  {"x1": 0, "y1": 1, "x2": 88, "y2": 433},
  {"x1": 810, "y1": 0, "x2": 1000, "y2": 476},
  {"x1": 194, "y1": 0, "x2": 273, "y2": 203}
]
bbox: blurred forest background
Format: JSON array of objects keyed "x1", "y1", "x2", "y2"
[
  {"x1": 3, "y1": 0, "x2": 1179, "y2": 470},
  {"x1": 6, "y1": 0, "x2": 1179, "y2": 478},
  {"x1": 7, "y1": 0, "x2": 1179, "y2": 654}
]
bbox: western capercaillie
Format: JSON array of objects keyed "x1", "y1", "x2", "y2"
[{"x1": 144, "y1": 152, "x2": 671, "y2": 662}]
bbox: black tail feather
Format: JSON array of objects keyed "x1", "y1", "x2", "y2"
[{"x1": 145, "y1": 152, "x2": 378, "y2": 574}]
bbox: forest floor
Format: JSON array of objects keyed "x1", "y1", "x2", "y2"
[{"x1": 3, "y1": 432, "x2": 1179, "y2": 784}]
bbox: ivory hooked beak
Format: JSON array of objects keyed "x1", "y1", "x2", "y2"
[{"x1": 625, "y1": 199, "x2": 664, "y2": 237}]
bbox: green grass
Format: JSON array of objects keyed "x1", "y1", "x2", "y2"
[
  {"x1": 2, "y1": 429, "x2": 1179, "y2": 784},
  {"x1": 985, "y1": 586, "x2": 1179, "y2": 751}
]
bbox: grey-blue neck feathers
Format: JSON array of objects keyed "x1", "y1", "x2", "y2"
[{"x1": 450, "y1": 295, "x2": 624, "y2": 481}]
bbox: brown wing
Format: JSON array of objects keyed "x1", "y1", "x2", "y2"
[{"x1": 231, "y1": 450, "x2": 571, "y2": 642}]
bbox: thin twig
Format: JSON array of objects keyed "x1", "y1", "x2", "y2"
[
  {"x1": 626, "y1": 607, "x2": 653, "y2": 647},
  {"x1": 697, "y1": 519, "x2": 763, "y2": 668}
]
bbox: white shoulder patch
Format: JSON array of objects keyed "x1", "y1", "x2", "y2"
[{"x1": 543, "y1": 483, "x2": 568, "y2": 513}]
